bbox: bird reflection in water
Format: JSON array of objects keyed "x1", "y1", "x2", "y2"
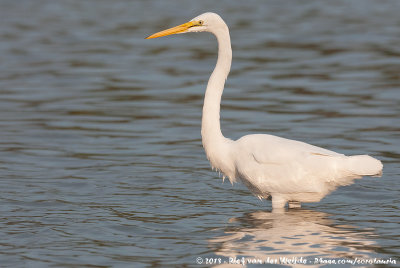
[{"x1": 209, "y1": 209, "x2": 378, "y2": 267}]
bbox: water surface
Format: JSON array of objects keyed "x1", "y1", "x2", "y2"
[{"x1": 0, "y1": 0, "x2": 399, "y2": 267}]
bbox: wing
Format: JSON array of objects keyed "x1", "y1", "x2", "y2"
[
  {"x1": 236, "y1": 134, "x2": 343, "y2": 165},
  {"x1": 234, "y1": 134, "x2": 349, "y2": 192}
]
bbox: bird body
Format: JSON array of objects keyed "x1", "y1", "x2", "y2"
[
  {"x1": 230, "y1": 134, "x2": 381, "y2": 203},
  {"x1": 146, "y1": 12, "x2": 383, "y2": 210}
]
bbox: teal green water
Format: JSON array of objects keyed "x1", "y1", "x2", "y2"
[{"x1": 0, "y1": 0, "x2": 399, "y2": 266}]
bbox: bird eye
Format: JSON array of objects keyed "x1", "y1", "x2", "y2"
[{"x1": 198, "y1": 20, "x2": 204, "y2": 25}]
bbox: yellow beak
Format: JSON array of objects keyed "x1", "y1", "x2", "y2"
[{"x1": 146, "y1": 21, "x2": 200, "y2": 39}]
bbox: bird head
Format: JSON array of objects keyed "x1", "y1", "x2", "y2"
[{"x1": 146, "y1": 12, "x2": 226, "y2": 39}]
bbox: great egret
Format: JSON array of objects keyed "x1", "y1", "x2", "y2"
[{"x1": 146, "y1": 12, "x2": 383, "y2": 211}]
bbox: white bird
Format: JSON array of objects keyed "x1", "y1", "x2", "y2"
[{"x1": 146, "y1": 12, "x2": 383, "y2": 211}]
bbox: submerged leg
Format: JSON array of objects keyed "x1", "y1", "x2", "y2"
[
  {"x1": 271, "y1": 195, "x2": 287, "y2": 212},
  {"x1": 288, "y1": 201, "x2": 301, "y2": 209}
]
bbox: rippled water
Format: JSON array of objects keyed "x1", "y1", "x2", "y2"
[{"x1": 0, "y1": 0, "x2": 399, "y2": 267}]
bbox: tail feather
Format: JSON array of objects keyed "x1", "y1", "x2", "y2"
[{"x1": 345, "y1": 155, "x2": 383, "y2": 177}]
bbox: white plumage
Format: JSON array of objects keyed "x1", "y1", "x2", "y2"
[{"x1": 146, "y1": 12, "x2": 383, "y2": 211}]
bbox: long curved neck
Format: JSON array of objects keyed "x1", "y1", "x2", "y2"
[{"x1": 201, "y1": 27, "x2": 232, "y2": 163}]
